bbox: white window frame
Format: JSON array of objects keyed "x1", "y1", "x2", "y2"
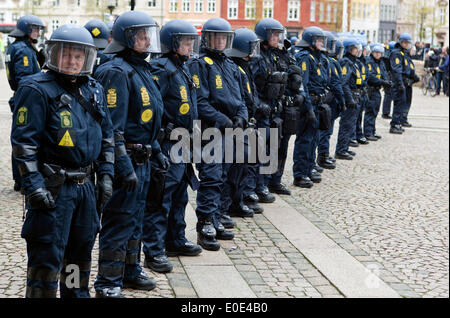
[
  {"x1": 169, "y1": 0, "x2": 178, "y2": 12},
  {"x1": 310, "y1": 0, "x2": 316, "y2": 22},
  {"x1": 53, "y1": 0, "x2": 60, "y2": 7},
  {"x1": 207, "y1": 0, "x2": 216, "y2": 13},
  {"x1": 263, "y1": 0, "x2": 274, "y2": 19},
  {"x1": 245, "y1": 0, "x2": 256, "y2": 20},
  {"x1": 333, "y1": 4, "x2": 337, "y2": 23},
  {"x1": 0, "y1": 13, "x2": 4, "y2": 23},
  {"x1": 194, "y1": 0, "x2": 203, "y2": 12},
  {"x1": 148, "y1": 0, "x2": 157, "y2": 7},
  {"x1": 287, "y1": 0, "x2": 300, "y2": 21},
  {"x1": 326, "y1": 3, "x2": 331, "y2": 22},
  {"x1": 319, "y1": 2, "x2": 324, "y2": 22},
  {"x1": 182, "y1": 0, "x2": 191, "y2": 12},
  {"x1": 228, "y1": 0, "x2": 238, "y2": 20},
  {"x1": 52, "y1": 19, "x2": 59, "y2": 31}
]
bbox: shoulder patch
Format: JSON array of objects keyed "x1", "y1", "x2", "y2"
[
  {"x1": 180, "y1": 85, "x2": 188, "y2": 102},
  {"x1": 140, "y1": 87, "x2": 151, "y2": 107},
  {"x1": 60, "y1": 110, "x2": 73, "y2": 128},
  {"x1": 23, "y1": 56, "x2": 29, "y2": 67},
  {"x1": 395, "y1": 58, "x2": 400, "y2": 65},
  {"x1": 16, "y1": 107, "x2": 28, "y2": 126},
  {"x1": 215, "y1": 74, "x2": 223, "y2": 89},
  {"x1": 192, "y1": 74, "x2": 200, "y2": 88},
  {"x1": 302, "y1": 61, "x2": 307, "y2": 71},
  {"x1": 204, "y1": 57, "x2": 214, "y2": 65},
  {"x1": 368, "y1": 64, "x2": 372, "y2": 71},
  {"x1": 106, "y1": 88, "x2": 117, "y2": 108},
  {"x1": 342, "y1": 66, "x2": 347, "y2": 75}
]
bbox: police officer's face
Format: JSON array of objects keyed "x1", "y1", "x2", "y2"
[
  {"x1": 314, "y1": 38, "x2": 324, "y2": 50},
  {"x1": 177, "y1": 38, "x2": 194, "y2": 57},
  {"x1": 400, "y1": 41, "x2": 411, "y2": 50},
  {"x1": 350, "y1": 47, "x2": 358, "y2": 56},
  {"x1": 30, "y1": 28, "x2": 40, "y2": 40},
  {"x1": 211, "y1": 34, "x2": 228, "y2": 51},
  {"x1": 58, "y1": 47, "x2": 86, "y2": 75},
  {"x1": 133, "y1": 29, "x2": 151, "y2": 53},
  {"x1": 269, "y1": 32, "x2": 281, "y2": 48},
  {"x1": 373, "y1": 52, "x2": 382, "y2": 60}
]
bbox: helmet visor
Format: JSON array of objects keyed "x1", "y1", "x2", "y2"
[
  {"x1": 337, "y1": 46, "x2": 344, "y2": 59},
  {"x1": 46, "y1": 42, "x2": 97, "y2": 76},
  {"x1": 356, "y1": 43, "x2": 363, "y2": 57},
  {"x1": 400, "y1": 39, "x2": 412, "y2": 49},
  {"x1": 312, "y1": 35, "x2": 327, "y2": 51},
  {"x1": 372, "y1": 45, "x2": 384, "y2": 54},
  {"x1": 126, "y1": 25, "x2": 161, "y2": 53},
  {"x1": 327, "y1": 39, "x2": 336, "y2": 54},
  {"x1": 173, "y1": 34, "x2": 201, "y2": 59},
  {"x1": 28, "y1": 24, "x2": 44, "y2": 40},
  {"x1": 202, "y1": 31, "x2": 234, "y2": 53},
  {"x1": 249, "y1": 40, "x2": 261, "y2": 58},
  {"x1": 267, "y1": 29, "x2": 286, "y2": 48},
  {"x1": 363, "y1": 45, "x2": 371, "y2": 56}
]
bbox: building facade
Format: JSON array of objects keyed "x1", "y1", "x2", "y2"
[
  {"x1": 349, "y1": 0, "x2": 380, "y2": 42},
  {"x1": 164, "y1": 0, "x2": 221, "y2": 28},
  {"x1": 378, "y1": 0, "x2": 397, "y2": 43}
]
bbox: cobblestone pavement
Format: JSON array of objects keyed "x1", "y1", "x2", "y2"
[{"x1": 0, "y1": 70, "x2": 447, "y2": 298}]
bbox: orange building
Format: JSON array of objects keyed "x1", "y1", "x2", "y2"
[{"x1": 163, "y1": 0, "x2": 222, "y2": 29}]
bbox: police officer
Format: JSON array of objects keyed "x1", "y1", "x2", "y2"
[
  {"x1": 353, "y1": 38, "x2": 370, "y2": 146},
  {"x1": 389, "y1": 33, "x2": 418, "y2": 134},
  {"x1": 251, "y1": 18, "x2": 291, "y2": 197},
  {"x1": 401, "y1": 45, "x2": 420, "y2": 128},
  {"x1": 381, "y1": 41, "x2": 396, "y2": 119},
  {"x1": 364, "y1": 44, "x2": 392, "y2": 140},
  {"x1": 11, "y1": 24, "x2": 114, "y2": 298},
  {"x1": 335, "y1": 38, "x2": 363, "y2": 160},
  {"x1": 84, "y1": 19, "x2": 112, "y2": 74},
  {"x1": 188, "y1": 17, "x2": 248, "y2": 251},
  {"x1": 93, "y1": 11, "x2": 164, "y2": 298},
  {"x1": 6, "y1": 14, "x2": 44, "y2": 192},
  {"x1": 317, "y1": 34, "x2": 347, "y2": 170},
  {"x1": 142, "y1": 19, "x2": 203, "y2": 273},
  {"x1": 293, "y1": 27, "x2": 328, "y2": 188},
  {"x1": 227, "y1": 27, "x2": 265, "y2": 215}
]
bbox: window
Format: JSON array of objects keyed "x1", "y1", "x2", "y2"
[
  {"x1": 245, "y1": 0, "x2": 256, "y2": 19},
  {"x1": 373, "y1": 30, "x2": 376, "y2": 42},
  {"x1": 148, "y1": 0, "x2": 157, "y2": 7},
  {"x1": 53, "y1": 0, "x2": 60, "y2": 6},
  {"x1": 333, "y1": 4, "x2": 337, "y2": 23},
  {"x1": 194, "y1": 0, "x2": 203, "y2": 12},
  {"x1": 77, "y1": 0, "x2": 81, "y2": 6},
  {"x1": 228, "y1": 0, "x2": 238, "y2": 19},
  {"x1": 319, "y1": 2, "x2": 324, "y2": 22},
  {"x1": 70, "y1": 20, "x2": 78, "y2": 25},
  {"x1": 263, "y1": 0, "x2": 274, "y2": 18},
  {"x1": 33, "y1": 0, "x2": 42, "y2": 5},
  {"x1": 288, "y1": 0, "x2": 300, "y2": 21},
  {"x1": 363, "y1": 4, "x2": 366, "y2": 19},
  {"x1": 440, "y1": 7, "x2": 446, "y2": 25},
  {"x1": 169, "y1": 0, "x2": 178, "y2": 12},
  {"x1": 310, "y1": 0, "x2": 316, "y2": 22},
  {"x1": 0, "y1": 13, "x2": 4, "y2": 23},
  {"x1": 358, "y1": 3, "x2": 362, "y2": 19},
  {"x1": 52, "y1": 19, "x2": 59, "y2": 31},
  {"x1": 326, "y1": 3, "x2": 331, "y2": 22},
  {"x1": 182, "y1": 0, "x2": 190, "y2": 12},
  {"x1": 12, "y1": 13, "x2": 18, "y2": 22},
  {"x1": 208, "y1": 0, "x2": 216, "y2": 13}
]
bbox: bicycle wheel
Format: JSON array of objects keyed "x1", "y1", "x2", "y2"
[
  {"x1": 422, "y1": 76, "x2": 428, "y2": 95},
  {"x1": 430, "y1": 77, "x2": 437, "y2": 97}
]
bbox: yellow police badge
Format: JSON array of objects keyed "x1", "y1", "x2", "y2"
[
  {"x1": 215, "y1": 75, "x2": 223, "y2": 89},
  {"x1": 16, "y1": 107, "x2": 28, "y2": 126},
  {"x1": 179, "y1": 103, "x2": 190, "y2": 115},
  {"x1": 141, "y1": 87, "x2": 151, "y2": 106},
  {"x1": 60, "y1": 110, "x2": 73, "y2": 128},
  {"x1": 204, "y1": 57, "x2": 214, "y2": 65},
  {"x1": 141, "y1": 109, "x2": 153, "y2": 122},
  {"x1": 23, "y1": 56, "x2": 29, "y2": 67},
  {"x1": 193, "y1": 75, "x2": 200, "y2": 88},
  {"x1": 180, "y1": 85, "x2": 188, "y2": 102},
  {"x1": 107, "y1": 88, "x2": 117, "y2": 108}
]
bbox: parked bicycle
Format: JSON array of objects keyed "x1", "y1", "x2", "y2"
[{"x1": 421, "y1": 67, "x2": 438, "y2": 97}]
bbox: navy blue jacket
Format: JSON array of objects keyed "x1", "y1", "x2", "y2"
[
  {"x1": 326, "y1": 55, "x2": 346, "y2": 105},
  {"x1": 340, "y1": 54, "x2": 363, "y2": 104},
  {"x1": 94, "y1": 53, "x2": 163, "y2": 178},
  {"x1": 188, "y1": 52, "x2": 248, "y2": 129},
  {"x1": 390, "y1": 45, "x2": 414, "y2": 86},
  {"x1": 366, "y1": 55, "x2": 389, "y2": 88},
  {"x1": 11, "y1": 72, "x2": 114, "y2": 195},
  {"x1": 5, "y1": 38, "x2": 41, "y2": 92}
]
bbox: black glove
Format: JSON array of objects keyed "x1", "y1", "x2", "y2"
[
  {"x1": 222, "y1": 117, "x2": 234, "y2": 129},
  {"x1": 155, "y1": 152, "x2": 170, "y2": 171},
  {"x1": 305, "y1": 109, "x2": 316, "y2": 126},
  {"x1": 97, "y1": 174, "x2": 113, "y2": 209},
  {"x1": 256, "y1": 103, "x2": 271, "y2": 118},
  {"x1": 347, "y1": 100, "x2": 357, "y2": 109},
  {"x1": 413, "y1": 74, "x2": 420, "y2": 83},
  {"x1": 293, "y1": 94, "x2": 305, "y2": 107},
  {"x1": 122, "y1": 171, "x2": 139, "y2": 192},
  {"x1": 232, "y1": 116, "x2": 245, "y2": 129},
  {"x1": 382, "y1": 80, "x2": 392, "y2": 88},
  {"x1": 26, "y1": 188, "x2": 56, "y2": 209}
]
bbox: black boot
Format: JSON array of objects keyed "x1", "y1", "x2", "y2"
[
  {"x1": 228, "y1": 205, "x2": 254, "y2": 218},
  {"x1": 382, "y1": 114, "x2": 392, "y2": 119},
  {"x1": 349, "y1": 139, "x2": 359, "y2": 147},
  {"x1": 144, "y1": 255, "x2": 173, "y2": 273},
  {"x1": 197, "y1": 219, "x2": 220, "y2": 251},
  {"x1": 166, "y1": 241, "x2": 203, "y2": 257},
  {"x1": 293, "y1": 177, "x2": 314, "y2": 188},
  {"x1": 256, "y1": 187, "x2": 276, "y2": 203},
  {"x1": 317, "y1": 155, "x2": 336, "y2": 169},
  {"x1": 95, "y1": 287, "x2": 125, "y2": 298},
  {"x1": 246, "y1": 202, "x2": 264, "y2": 214},
  {"x1": 389, "y1": 125, "x2": 403, "y2": 134},
  {"x1": 357, "y1": 137, "x2": 369, "y2": 144},
  {"x1": 219, "y1": 214, "x2": 236, "y2": 229},
  {"x1": 123, "y1": 271, "x2": 157, "y2": 291},
  {"x1": 215, "y1": 223, "x2": 235, "y2": 240},
  {"x1": 402, "y1": 121, "x2": 412, "y2": 127},
  {"x1": 13, "y1": 180, "x2": 21, "y2": 192},
  {"x1": 309, "y1": 169, "x2": 322, "y2": 183},
  {"x1": 268, "y1": 183, "x2": 291, "y2": 195},
  {"x1": 346, "y1": 150, "x2": 356, "y2": 156},
  {"x1": 335, "y1": 152, "x2": 353, "y2": 160},
  {"x1": 373, "y1": 133, "x2": 382, "y2": 139},
  {"x1": 365, "y1": 135, "x2": 378, "y2": 141}
]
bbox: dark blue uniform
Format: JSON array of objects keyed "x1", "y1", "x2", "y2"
[
  {"x1": 5, "y1": 38, "x2": 42, "y2": 186},
  {"x1": 293, "y1": 49, "x2": 327, "y2": 178},
  {"x1": 318, "y1": 56, "x2": 347, "y2": 157},
  {"x1": 382, "y1": 52, "x2": 393, "y2": 116},
  {"x1": 188, "y1": 52, "x2": 248, "y2": 227},
  {"x1": 92, "y1": 50, "x2": 112, "y2": 74},
  {"x1": 11, "y1": 71, "x2": 114, "y2": 298},
  {"x1": 142, "y1": 54, "x2": 198, "y2": 258},
  {"x1": 402, "y1": 55, "x2": 417, "y2": 124},
  {"x1": 335, "y1": 55, "x2": 363, "y2": 155},
  {"x1": 364, "y1": 55, "x2": 389, "y2": 137},
  {"x1": 354, "y1": 56, "x2": 369, "y2": 141},
  {"x1": 390, "y1": 45, "x2": 413, "y2": 127},
  {"x1": 94, "y1": 54, "x2": 163, "y2": 290}
]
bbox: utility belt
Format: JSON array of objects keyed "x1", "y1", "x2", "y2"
[
  {"x1": 126, "y1": 143, "x2": 153, "y2": 166},
  {"x1": 40, "y1": 162, "x2": 93, "y2": 201},
  {"x1": 309, "y1": 93, "x2": 325, "y2": 105},
  {"x1": 351, "y1": 88, "x2": 362, "y2": 103}
]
